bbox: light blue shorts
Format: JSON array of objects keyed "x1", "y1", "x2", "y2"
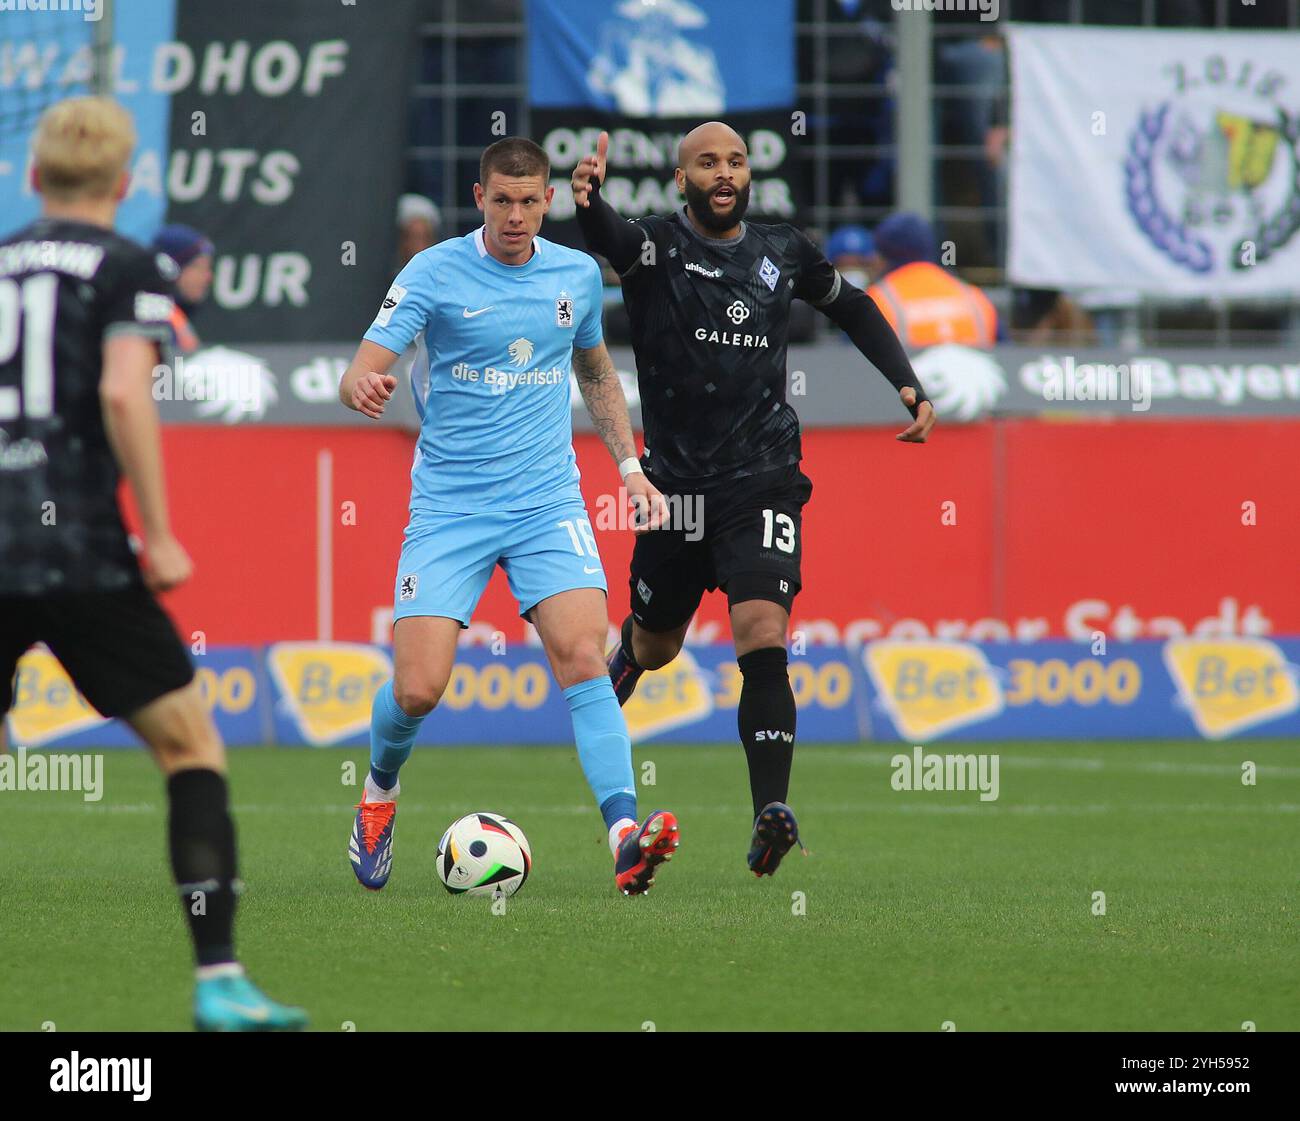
[{"x1": 393, "y1": 499, "x2": 608, "y2": 626}]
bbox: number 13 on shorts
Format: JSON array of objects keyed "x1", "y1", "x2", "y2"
[{"x1": 762, "y1": 508, "x2": 796, "y2": 553}]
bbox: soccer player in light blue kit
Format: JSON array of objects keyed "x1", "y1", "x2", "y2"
[{"x1": 338, "y1": 138, "x2": 680, "y2": 896}]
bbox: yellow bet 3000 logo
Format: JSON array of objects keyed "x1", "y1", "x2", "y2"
[
  {"x1": 622, "y1": 648, "x2": 712, "y2": 743},
  {"x1": 864, "y1": 641, "x2": 1003, "y2": 742},
  {"x1": 266, "y1": 643, "x2": 392, "y2": 746},
  {"x1": 5, "y1": 647, "x2": 108, "y2": 747},
  {"x1": 1162, "y1": 638, "x2": 1299, "y2": 739}
]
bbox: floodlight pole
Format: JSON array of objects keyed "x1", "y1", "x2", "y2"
[
  {"x1": 894, "y1": 5, "x2": 933, "y2": 221},
  {"x1": 92, "y1": 0, "x2": 115, "y2": 96}
]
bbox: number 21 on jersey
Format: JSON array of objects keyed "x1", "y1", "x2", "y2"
[{"x1": 0, "y1": 273, "x2": 58, "y2": 421}]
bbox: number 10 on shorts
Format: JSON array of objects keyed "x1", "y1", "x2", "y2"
[{"x1": 762, "y1": 509, "x2": 796, "y2": 553}]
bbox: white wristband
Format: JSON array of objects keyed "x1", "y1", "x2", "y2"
[{"x1": 618, "y1": 456, "x2": 643, "y2": 481}]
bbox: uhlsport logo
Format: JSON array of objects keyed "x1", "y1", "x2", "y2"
[
  {"x1": 684, "y1": 259, "x2": 723, "y2": 279},
  {"x1": 267, "y1": 643, "x2": 392, "y2": 746},
  {"x1": 1163, "y1": 638, "x2": 1299, "y2": 739},
  {"x1": 1125, "y1": 60, "x2": 1300, "y2": 276},
  {"x1": 863, "y1": 640, "x2": 1004, "y2": 741}
]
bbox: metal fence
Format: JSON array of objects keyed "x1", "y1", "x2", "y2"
[{"x1": 405, "y1": 0, "x2": 1300, "y2": 344}]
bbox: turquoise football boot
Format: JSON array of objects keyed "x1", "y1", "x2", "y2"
[{"x1": 194, "y1": 969, "x2": 308, "y2": 1032}]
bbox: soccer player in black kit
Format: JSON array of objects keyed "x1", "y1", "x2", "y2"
[
  {"x1": 0, "y1": 98, "x2": 304, "y2": 1030},
  {"x1": 573, "y1": 122, "x2": 936, "y2": 876}
]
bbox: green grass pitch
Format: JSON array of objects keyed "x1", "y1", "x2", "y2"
[{"x1": 1, "y1": 740, "x2": 1295, "y2": 1032}]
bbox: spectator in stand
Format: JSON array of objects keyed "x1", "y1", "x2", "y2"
[
  {"x1": 152, "y1": 223, "x2": 213, "y2": 355},
  {"x1": 865, "y1": 212, "x2": 999, "y2": 350},
  {"x1": 825, "y1": 224, "x2": 875, "y2": 293},
  {"x1": 396, "y1": 193, "x2": 441, "y2": 270},
  {"x1": 1011, "y1": 287, "x2": 1097, "y2": 347}
]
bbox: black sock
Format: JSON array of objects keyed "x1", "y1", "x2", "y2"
[
  {"x1": 736, "y1": 647, "x2": 796, "y2": 818},
  {"x1": 608, "y1": 615, "x2": 644, "y2": 706},
  {"x1": 167, "y1": 768, "x2": 239, "y2": 968}
]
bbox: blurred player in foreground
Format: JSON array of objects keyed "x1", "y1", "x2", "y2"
[
  {"x1": 0, "y1": 98, "x2": 305, "y2": 1031},
  {"x1": 339, "y1": 137, "x2": 679, "y2": 896},
  {"x1": 573, "y1": 124, "x2": 936, "y2": 876}
]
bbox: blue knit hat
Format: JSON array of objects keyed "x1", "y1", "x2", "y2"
[
  {"x1": 825, "y1": 224, "x2": 874, "y2": 261},
  {"x1": 873, "y1": 212, "x2": 936, "y2": 268},
  {"x1": 152, "y1": 224, "x2": 214, "y2": 269}
]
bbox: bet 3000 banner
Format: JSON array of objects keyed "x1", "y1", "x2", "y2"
[
  {"x1": 1006, "y1": 26, "x2": 1300, "y2": 295},
  {"x1": 6, "y1": 640, "x2": 1299, "y2": 749}
]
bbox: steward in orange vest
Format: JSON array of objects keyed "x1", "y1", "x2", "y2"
[{"x1": 865, "y1": 213, "x2": 998, "y2": 349}]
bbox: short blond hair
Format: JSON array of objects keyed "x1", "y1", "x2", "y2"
[{"x1": 32, "y1": 96, "x2": 135, "y2": 201}]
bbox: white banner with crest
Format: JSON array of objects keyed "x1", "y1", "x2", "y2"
[{"x1": 1006, "y1": 26, "x2": 1300, "y2": 295}]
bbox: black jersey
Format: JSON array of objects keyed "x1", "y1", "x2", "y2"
[
  {"x1": 617, "y1": 209, "x2": 840, "y2": 486},
  {"x1": 0, "y1": 218, "x2": 177, "y2": 595}
]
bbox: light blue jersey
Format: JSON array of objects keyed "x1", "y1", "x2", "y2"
[{"x1": 364, "y1": 227, "x2": 604, "y2": 513}]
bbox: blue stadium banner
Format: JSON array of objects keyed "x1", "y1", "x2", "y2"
[
  {"x1": 4, "y1": 645, "x2": 265, "y2": 749},
  {"x1": 857, "y1": 638, "x2": 1300, "y2": 743},
  {"x1": 8, "y1": 640, "x2": 1299, "y2": 748},
  {"x1": 527, "y1": 0, "x2": 795, "y2": 114},
  {"x1": 527, "y1": 0, "x2": 801, "y2": 249},
  {"x1": 0, "y1": 0, "x2": 422, "y2": 344},
  {"x1": 0, "y1": 0, "x2": 176, "y2": 244},
  {"x1": 262, "y1": 644, "x2": 859, "y2": 747}
]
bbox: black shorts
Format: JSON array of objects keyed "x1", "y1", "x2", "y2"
[
  {"x1": 1, "y1": 586, "x2": 195, "y2": 720},
  {"x1": 629, "y1": 464, "x2": 813, "y2": 633}
]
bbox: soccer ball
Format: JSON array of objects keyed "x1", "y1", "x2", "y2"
[{"x1": 436, "y1": 812, "x2": 532, "y2": 897}]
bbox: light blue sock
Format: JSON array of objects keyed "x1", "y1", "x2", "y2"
[
  {"x1": 369, "y1": 680, "x2": 424, "y2": 790},
  {"x1": 563, "y1": 676, "x2": 636, "y2": 829}
]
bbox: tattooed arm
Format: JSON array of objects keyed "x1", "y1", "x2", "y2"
[
  {"x1": 572, "y1": 342, "x2": 637, "y2": 464},
  {"x1": 571, "y1": 343, "x2": 667, "y2": 532}
]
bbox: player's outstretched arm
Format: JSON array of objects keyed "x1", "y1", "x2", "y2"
[
  {"x1": 572, "y1": 342, "x2": 668, "y2": 532},
  {"x1": 100, "y1": 335, "x2": 192, "y2": 591},
  {"x1": 812, "y1": 280, "x2": 937, "y2": 443},
  {"x1": 793, "y1": 232, "x2": 936, "y2": 442},
  {"x1": 339, "y1": 340, "x2": 401, "y2": 419},
  {"x1": 572, "y1": 131, "x2": 647, "y2": 275}
]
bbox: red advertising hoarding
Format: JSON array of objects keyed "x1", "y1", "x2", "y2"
[{"x1": 139, "y1": 419, "x2": 1298, "y2": 646}]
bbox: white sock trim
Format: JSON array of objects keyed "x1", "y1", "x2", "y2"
[
  {"x1": 196, "y1": 962, "x2": 244, "y2": 982},
  {"x1": 364, "y1": 773, "x2": 399, "y2": 803},
  {"x1": 608, "y1": 817, "x2": 637, "y2": 856}
]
